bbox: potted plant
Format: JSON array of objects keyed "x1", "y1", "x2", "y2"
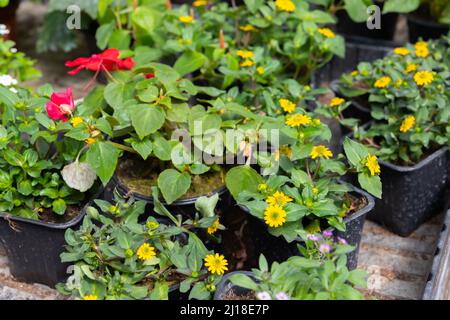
[
  {"x1": 57, "y1": 192, "x2": 227, "y2": 300},
  {"x1": 215, "y1": 240, "x2": 368, "y2": 300},
  {"x1": 0, "y1": 84, "x2": 104, "y2": 286},
  {"x1": 220, "y1": 89, "x2": 381, "y2": 268},
  {"x1": 406, "y1": 0, "x2": 450, "y2": 42},
  {"x1": 321, "y1": 40, "x2": 450, "y2": 236}
]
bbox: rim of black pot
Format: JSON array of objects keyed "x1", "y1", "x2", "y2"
[
  {"x1": 112, "y1": 173, "x2": 229, "y2": 206},
  {"x1": 214, "y1": 271, "x2": 256, "y2": 300},
  {"x1": 0, "y1": 187, "x2": 103, "y2": 229},
  {"x1": 237, "y1": 183, "x2": 375, "y2": 232},
  {"x1": 343, "y1": 34, "x2": 399, "y2": 49},
  {"x1": 329, "y1": 80, "x2": 370, "y2": 114},
  {"x1": 406, "y1": 12, "x2": 450, "y2": 29}
]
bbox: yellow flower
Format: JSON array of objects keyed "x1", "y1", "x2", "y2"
[
  {"x1": 256, "y1": 66, "x2": 265, "y2": 74},
  {"x1": 414, "y1": 70, "x2": 434, "y2": 86},
  {"x1": 312, "y1": 187, "x2": 319, "y2": 194},
  {"x1": 415, "y1": 41, "x2": 429, "y2": 58},
  {"x1": 193, "y1": 0, "x2": 208, "y2": 6},
  {"x1": 394, "y1": 79, "x2": 403, "y2": 88},
  {"x1": 393, "y1": 47, "x2": 409, "y2": 56},
  {"x1": 136, "y1": 243, "x2": 156, "y2": 261},
  {"x1": 310, "y1": 145, "x2": 333, "y2": 160},
  {"x1": 351, "y1": 70, "x2": 359, "y2": 77},
  {"x1": 70, "y1": 116, "x2": 83, "y2": 127},
  {"x1": 85, "y1": 138, "x2": 96, "y2": 145},
  {"x1": 240, "y1": 59, "x2": 255, "y2": 67},
  {"x1": 365, "y1": 154, "x2": 380, "y2": 176},
  {"x1": 279, "y1": 98, "x2": 296, "y2": 113},
  {"x1": 275, "y1": 0, "x2": 296, "y2": 12},
  {"x1": 179, "y1": 16, "x2": 194, "y2": 23},
  {"x1": 285, "y1": 114, "x2": 311, "y2": 127},
  {"x1": 240, "y1": 24, "x2": 257, "y2": 32},
  {"x1": 374, "y1": 76, "x2": 391, "y2": 88},
  {"x1": 204, "y1": 253, "x2": 228, "y2": 275},
  {"x1": 207, "y1": 219, "x2": 220, "y2": 235},
  {"x1": 405, "y1": 63, "x2": 417, "y2": 73},
  {"x1": 236, "y1": 50, "x2": 254, "y2": 59},
  {"x1": 400, "y1": 115, "x2": 415, "y2": 132},
  {"x1": 329, "y1": 97, "x2": 345, "y2": 107},
  {"x1": 83, "y1": 295, "x2": 98, "y2": 300},
  {"x1": 266, "y1": 191, "x2": 293, "y2": 207},
  {"x1": 318, "y1": 28, "x2": 336, "y2": 39},
  {"x1": 264, "y1": 205, "x2": 287, "y2": 228}
]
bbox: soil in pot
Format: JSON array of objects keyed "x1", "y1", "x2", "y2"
[
  {"x1": 407, "y1": 6, "x2": 450, "y2": 42},
  {"x1": 116, "y1": 156, "x2": 226, "y2": 200},
  {"x1": 221, "y1": 288, "x2": 256, "y2": 300}
]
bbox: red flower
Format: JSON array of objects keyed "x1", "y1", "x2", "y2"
[
  {"x1": 46, "y1": 88, "x2": 75, "y2": 122},
  {"x1": 144, "y1": 73, "x2": 155, "y2": 79},
  {"x1": 65, "y1": 48, "x2": 135, "y2": 75}
]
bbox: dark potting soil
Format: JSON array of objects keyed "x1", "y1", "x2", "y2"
[
  {"x1": 116, "y1": 157, "x2": 226, "y2": 199},
  {"x1": 38, "y1": 205, "x2": 81, "y2": 224},
  {"x1": 222, "y1": 289, "x2": 256, "y2": 300}
]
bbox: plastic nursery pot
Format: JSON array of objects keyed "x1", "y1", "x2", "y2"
[
  {"x1": 214, "y1": 271, "x2": 256, "y2": 300},
  {"x1": 104, "y1": 174, "x2": 232, "y2": 220},
  {"x1": 312, "y1": 37, "x2": 393, "y2": 89},
  {"x1": 239, "y1": 187, "x2": 375, "y2": 270},
  {"x1": 369, "y1": 147, "x2": 450, "y2": 237},
  {"x1": 407, "y1": 13, "x2": 450, "y2": 43},
  {"x1": 422, "y1": 205, "x2": 450, "y2": 300},
  {"x1": 0, "y1": 204, "x2": 89, "y2": 288}
]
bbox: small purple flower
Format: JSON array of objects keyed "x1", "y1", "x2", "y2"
[
  {"x1": 307, "y1": 234, "x2": 320, "y2": 241},
  {"x1": 257, "y1": 291, "x2": 272, "y2": 300},
  {"x1": 337, "y1": 237, "x2": 347, "y2": 245},
  {"x1": 319, "y1": 243, "x2": 330, "y2": 254},
  {"x1": 323, "y1": 230, "x2": 333, "y2": 238},
  {"x1": 275, "y1": 292, "x2": 290, "y2": 300}
]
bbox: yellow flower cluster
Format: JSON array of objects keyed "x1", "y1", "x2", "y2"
[
  {"x1": 70, "y1": 116, "x2": 83, "y2": 127},
  {"x1": 264, "y1": 191, "x2": 292, "y2": 228},
  {"x1": 275, "y1": 0, "x2": 296, "y2": 12},
  {"x1": 285, "y1": 113, "x2": 311, "y2": 127},
  {"x1": 318, "y1": 28, "x2": 335, "y2": 39},
  {"x1": 415, "y1": 41, "x2": 429, "y2": 58},
  {"x1": 400, "y1": 115, "x2": 415, "y2": 132},
  {"x1": 204, "y1": 253, "x2": 228, "y2": 275},
  {"x1": 207, "y1": 218, "x2": 220, "y2": 235},
  {"x1": 310, "y1": 145, "x2": 333, "y2": 160},
  {"x1": 329, "y1": 97, "x2": 345, "y2": 107},
  {"x1": 237, "y1": 50, "x2": 256, "y2": 68},
  {"x1": 394, "y1": 47, "x2": 409, "y2": 56},
  {"x1": 279, "y1": 98, "x2": 296, "y2": 113},
  {"x1": 179, "y1": 16, "x2": 194, "y2": 24}
]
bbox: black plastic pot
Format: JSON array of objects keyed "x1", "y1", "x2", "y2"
[
  {"x1": 214, "y1": 271, "x2": 256, "y2": 300},
  {"x1": 312, "y1": 37, "x2": 392, "y2": 88},
  {"x1": 407, "y1": 13, "x2": 450, "y2": 43},
  {"x1": 0, "y1": 204, "x2": 89, "y2": 287},
  {"x1": 336, "y1": 2, "x2": 398, "y2": 41},
  {"x1": 239, "y1": 186, "x2": 375, "y2": 270},
  {"x1": 104, "y1": 174, "x2": 232, "y2": 220},
  {"x1": 369, "y1": 147, "x2": 450, "y2": 237}
]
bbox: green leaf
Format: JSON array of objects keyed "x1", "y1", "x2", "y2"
[
  {"x1": 157, "y1": 169, "x2": 191, "y2": 204},
  {"x1": 130, "y1": 104, "x2": 165, "y2": 139},
  {"x1": 188, "y1": 282, "x2": 210, "y2": 300},
  {"x1": 343, "y1": 137, "x2": 368, "y2": 167},
  {"x1": 132, "y1": 6, "x2": 159, "y2": 33},
  {"x1": 225, "y1": 166, "x2": 264, "y2": 199},
  {"x1": 95, "y1": 22, "x2": 114, "y2": 50},
  {"x1": 229, "y1": 273, "x2": 259, "y2": 291},
  {"x1": 195, "y1": 194, "x2": 219, "y2": 218},
  {"x1": 149, "y1": 282, "x2": 169, "y2": 300},
  {"x1": 358, "y1": 173, "x2": 382, "y2": 199},
  {"x1": 52, "y1": 199, "x2": 66, "y2": 215},
  {"x1": 86, "y1": 141, "x2": 120, "y2": 184},
  {"x1": 108, "y1": 29, "x2": 131, "y2": 50},
  {"x1": 174, "y1": 51, "x2": 206, "y2": 77},
  {"x1": 344, "y1": 0, "x2": 369, "y2": 23},
  {"x1": 152, "y1": 135, "x2": 172, "y2": 161},
  {"x1": 131, "y1": 139, "x2": 153, "y2": 160},
  {"x1": 383, "y1": 0, "x2": 420, "y2": 14}
]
